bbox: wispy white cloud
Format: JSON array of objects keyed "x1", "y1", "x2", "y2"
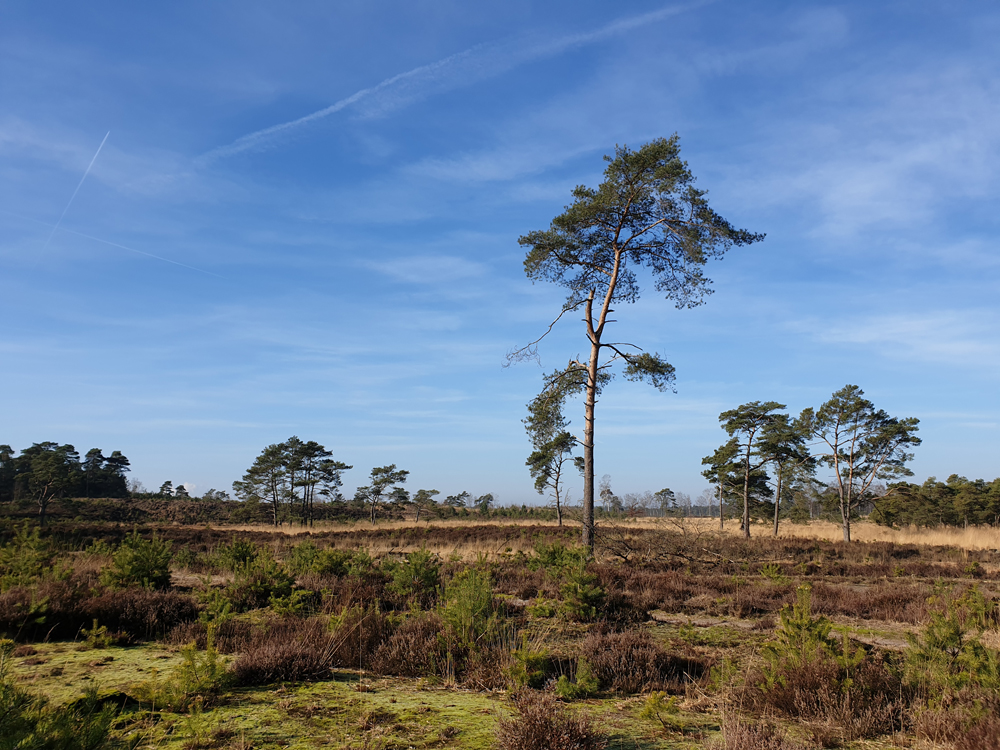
[
  {"x1": 792, "y1": 310, "x2": 1000, "y2": 365},
  {"x1": 197, "y1": 1, "x2": 712, "y2": 163},
  {"x1": 361, "y1": 254, "x2": 486, "y2": 285}
]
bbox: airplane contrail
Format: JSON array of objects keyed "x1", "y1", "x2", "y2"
[
  {"x1": 2, "y1": 208, "x2": 224, "y2": 279},
  {"x1": 43, "y1": 131, "x2": 110, "y2": 250},
  {"x1": 199, "y1": 1, "x2": 713, "y2": 163}
]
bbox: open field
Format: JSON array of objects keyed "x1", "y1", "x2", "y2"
[
  {"x1": 224, "y1": 515, "x2": 1000, "y2": 556},
  {"x1": 3, "y1": 517, "x2": 1000, "y2": 749}
]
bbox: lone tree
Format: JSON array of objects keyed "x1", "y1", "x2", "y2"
[
  {"x1": 799, "y1": 385, "x2": 920, "y2": 543},
  {"x1": 513, "y1": 136, "x2": 763, "y2": 549}
]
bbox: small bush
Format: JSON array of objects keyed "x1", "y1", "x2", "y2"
[
  {"x1": 369, "y1": 612, "x2": 446, "y2": 677},
  {"x1": 495, "y1": 689, "x2": 606, "y2": 750},
  {"x1": 328, "y1": 605, "x2": 392, "y2": 670},
  {"x1": 130, "y1": 634, "x2": 227, "y2": 711},
  {"x1": 228, "y1": 617, "x2": 333, "y2": 686},
  {"x1": 100, "y1": 531, "x2": 172, "y2": 590},
  {"x1": 508, "y1": 634, "x2": 552, "y2": 689},
  {"x1": 529, "y1": 543, "x2": 587, "y2": 573},
  {"x1": 440, "y1": 568, "x2": 500, "y2": 649},
  {"x1": 582, "y1": 630, "x2": 709, "y2": 694},
  {"x1": 385, "y1": 548, "x2": 440, "y2": 606},
  {"x1": 743, "y1": 585, "x2": 907, "y2": 741},
  {"x1": 0, "y1": 523, "x2": 59, "y2": 591},
  {"x1": 223, "y1": 555, "x2": 294, "y2": 613},
  {"x1": 213, "y1": 539, "x2": 261, "y2": 573},
  {"x1": 555, "y1": 658, "x2": 599, "y2": 699},
  {"x1": 559, "y1": 563, "x2": 604, "y2": 622},
  {"x1": 711, "y1": 716, "x2": 805, "y2": 750}
]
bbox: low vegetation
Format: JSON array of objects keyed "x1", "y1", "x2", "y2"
[{"x1": 0, "y1": 515, "x2": 999, "y2": 748}]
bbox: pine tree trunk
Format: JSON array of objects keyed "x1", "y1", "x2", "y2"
[{"x1": 773, "y1": 470, "x2": 782, "y2": 537}]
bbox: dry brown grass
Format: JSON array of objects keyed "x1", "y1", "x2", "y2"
[{"x1": 598, "y1": 516, "x2": 1000, "y2": 551}]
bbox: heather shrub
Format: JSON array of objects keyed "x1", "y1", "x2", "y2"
[
  {"x1": 165, "y1": 616, "x2": 254, "y2": 654},
  {"x1": 711, "y1": 716, "x2": 806, "y2": 750},
  {"x1": 369, "y1": 612, "x2": 446, "y2": 677},
  {"x1": 86, "y1": 588, "x2": 199, "y2": 640},
  {"x1": 582, "y1": 629, "x2": 709, "y2": 693},
  {"x1": 228, "y1": 617, "x2": 332, "y2": 686},
  {"x1": 495, "y1": 690, "x2": 606, "y2": 750},
  {"x1": 100, "y1": 531, "x2": 172, "y2": 590},
  {"x1": 328, "y1": 604, "x2": 392, "y2": 670}
]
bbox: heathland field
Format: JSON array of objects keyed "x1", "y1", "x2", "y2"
[{"x1": 3, "y1": 517, "x2": 1000, "y2": 749}]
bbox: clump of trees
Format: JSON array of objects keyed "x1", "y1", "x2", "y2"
[
  {"x1": 233, "y1": 437, "x2": 351, "y2": 527},
  {"x1": 0, "y1": 442, "x2": 131, "y2": 523},
  {"x1": 703, "y1": 385, "x2": 921, "y2": 542}
]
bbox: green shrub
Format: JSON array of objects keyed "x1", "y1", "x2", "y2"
[
  {"x1": 269, "y1": 589, "x2": 317, "y2": 617},
  {"x1": 559, "y1": 563, "x2": 604, "y2": 622},
  {"x1": 213, "y1": 539, "x2": 260, "y2": 573},
  {"x1": 555, "y1": 658, "x2": 599, "y2": 699},
  {"x1": 639, "y1": 691, "x2": 682, "y2": 732},
  {"x1": 746, "y1": 585, "x2": 906, "y2": 741},
  {"x1": 222, "y1": 554, "x2": 294, "y2": 613},
  {"x1": 386, "y1": 548, "x2": 440, "y2": 604},
  {"x1": 100, "y1": 532, "x2": 172, "y2": 590},
  {"x1": 528, "y1": 542, "x2": 587, "y2": 573},
  {"x1": 81, "y1": 619, "x2": 114, "y2": 649},
  {"x1": 440, "y1": 568, "x2": 500, "y2": 649},
  {"x1": 286, "y1": 543, "x2": 368, "y2": 578},
  {"x1": 508, "y1": 634, "x2": 551, "y2": 689},
  {"x1": 526, "y1": 596, "x2": 557, "y2": 619},
  {"x1": 759, "y1": 584, "x2": 862, "y2": 687},
  {"x1": 759, "y1": 563, "x2": 789, "y2": 584},
  {"x1": 0, "y1": 523, "x2": 62, "y2": 591},
  {"x1": 129, "y1": 633, "x2": 227, "y2": 711},
  {"x1": 906, "y1": 594, "x2": 1000, "y2": 694}
]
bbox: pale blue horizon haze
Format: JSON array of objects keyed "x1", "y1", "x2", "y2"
[{"x1": 2, "y1": 1, "x2": 999, "y2": 505}]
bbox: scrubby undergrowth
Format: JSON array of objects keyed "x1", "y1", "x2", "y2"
[{"x1": 1, "y1": 518, "x2": 998, "y2": 749}]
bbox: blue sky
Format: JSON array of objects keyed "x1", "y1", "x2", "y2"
[{"x1": 2, "y1": 1, "x2": 999, "y2": 504}]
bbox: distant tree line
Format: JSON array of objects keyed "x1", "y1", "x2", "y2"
[
  {"x1": 873, "y1": 475, "x2": 1000, "y2": 529},
  {"x1": 233, "y1": 437, "x2": 498, "y2": 527},
  {"x1": 0, "y1": 442, "x2": 130, "y2": 523}
]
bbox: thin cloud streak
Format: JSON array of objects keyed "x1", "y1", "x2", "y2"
[
  {"x1": 43, "y1": 131, "x2": 109, "y2": 249},
  {"x1": 1, "y1": 209, "x2": 224, "y2": 278},
  {"x1": 198, "y1": 1, "x2": 712, "y2": 163},
  {"x1": 63, "y1": 228, "x2": 226, "y2": 279}
]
